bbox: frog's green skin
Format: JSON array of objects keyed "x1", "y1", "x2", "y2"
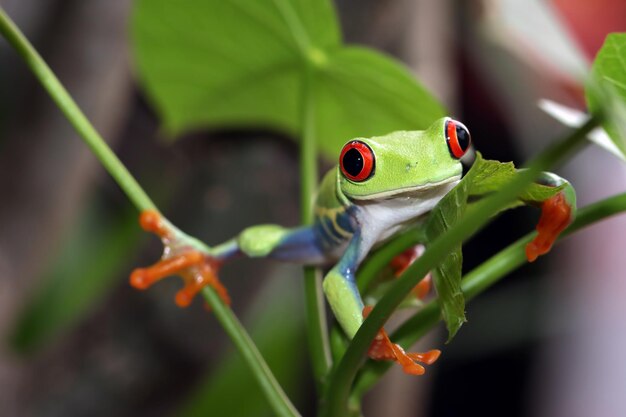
[{"x1": 209, "y1": 117, "x2": 569, "y2": 340}]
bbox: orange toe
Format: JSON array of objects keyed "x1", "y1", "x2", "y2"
[
  {"x1": 174, "y1": 274, "x2": 205, "y2": 308},
  {"x1": 129, "y1": 252, "x2": 204, "y2": 290},
  {"x1": 526, "y1": 193, "x2": 572, "y2": 262},
  {"x1": 139, "y1": 210, "x2": 171, "y2": 239},
  {"x1": 407, "y1": 349, "x2": 441, "y2": 365},
  {"x1": 363, "y1": 306, "x2": 440, "y2": 376},
  {"x1": 131, "y1": 210, "x2": 231, "y2": 308},
  {"x1": 130, "y1": 268, "x2": 152, "y2": 290}
]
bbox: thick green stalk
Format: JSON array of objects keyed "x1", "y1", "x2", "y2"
[
  {"x1": 300, "y1": 63, "x2": 332, "y2": 388},
  {"x1": 0, "y1": 8, "x2": 299, "y2": 417},
  {"x1": 320, "y1": 118, "x2": 599, "y2": 417},
  {"x1": 0, "y1": 7, "x2": 154, "y2": 212},
  {"x1": 272, "y1": 0, "x2": 332, "y2": 388},
  {"x1": 274, "y1": 0, "x2": 331, "y2": 384},
  {"x1": 352, "y1": 191, "x2": 626, "y2": 397}
]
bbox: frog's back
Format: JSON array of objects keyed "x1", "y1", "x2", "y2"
[
  {"x1": 313, "y1": 168, "x2": 356, "y2": 253},
  {"x1": 315, "y1": 168, "x2": 345, "y2": 211}
]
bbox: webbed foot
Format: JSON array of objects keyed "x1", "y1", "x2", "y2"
[
  {"x1": 363, "y1": 306, "x2": 440, "y2": 375},
  {"x1": 390, "y1": 245, "x2": 432, "y2": 299},
  {"x1": 526, "y1": 192, "x2": 573, "y2": 262},
  {"x1": 130, "y1": 210, "x2": 231, "y2": 307}
]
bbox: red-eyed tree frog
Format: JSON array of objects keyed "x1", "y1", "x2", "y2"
[{"x1": 130, "y1": 117, "x2": 574, "y2": 375}]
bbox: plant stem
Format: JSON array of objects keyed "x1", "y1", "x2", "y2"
[
  {"x1": 0, "y1": 7, "x2": 155, "y2": 212},
  {"x1": 320, "y1": 118, "x2": 599, "y2": 417},
  {"x1": 357, "y1": 227, "x2": 425, "y2": 294},
  {"x1": 201, "y1": 288, "x2": 301, "y2": 417},
  {"x1": 351, "y1": 191, "x2": 626, "y2": 397},
  {"x1": 0, "y1": 8, "x2": 300, "y2": 417},
  {"x1": 300, "y1": 63, "x2": 333, "y2": 388},
  {"x1": 272, "y1": 0, "x2": 332, "y2": 387}
]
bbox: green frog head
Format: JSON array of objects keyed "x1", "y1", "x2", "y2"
[{"x1": 338, "y1": 117, "x2": 471, "y2": 200}]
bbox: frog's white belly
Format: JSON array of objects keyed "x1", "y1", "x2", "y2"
[{"x1": 354, "y1": 180, "x2": 459, "y2": 263}]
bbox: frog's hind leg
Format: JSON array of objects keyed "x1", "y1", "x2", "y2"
[
  {"x1": 321, "y1": 233, "x2": 440, "y2": 376},
  {"x1": 390, "y1": 244, "x2": 432, "y2": 299},
  {"x1": 525, "y1": 173, "x2": 576, "y2": 262},
  {"x1": 363, "y1": 305, "x2": 441, "y2": 376}
]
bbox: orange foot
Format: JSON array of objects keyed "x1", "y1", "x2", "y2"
[
  {"x1": 363, "y1": 306, "x2": 440, "y2": 375},
  {"x1": 525, "y1": 192, "x2": 573, "y2": 262},
  {"x1": 390, "y1": 245, "x2": 432, "y2": 299},
  {"x1": 130, "y1": 210, "x2": 231, "y2": 307}
]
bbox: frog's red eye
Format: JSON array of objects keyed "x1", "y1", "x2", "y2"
[
  {"x1": 340, "y1": 141, "x2": 375, "y2": 182},
  {"x1": 445, "y1": 119, "x2": 471, "y2": 159}
]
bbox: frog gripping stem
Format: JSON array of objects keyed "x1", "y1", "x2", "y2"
[
  {"x1": 390, "y1": 245, "x2": 432, "y2": 299},
  {"x1": 525, "y1": 192, "x2": 573, "y2": 262},
  {"x1": 130, "y1": 210, "x2": 231, "y2": 307},
  {"x1": 363, "y1": 306, "x2": 441, "y2": 375}
]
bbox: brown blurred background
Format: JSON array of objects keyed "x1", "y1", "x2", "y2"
[{"x1": 1, "y1": 0, "x2": 625, "y2": 416}]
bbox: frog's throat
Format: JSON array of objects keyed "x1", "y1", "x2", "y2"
[{"x1": 348, "y1": 175, "x2": 462, "y2": 201}]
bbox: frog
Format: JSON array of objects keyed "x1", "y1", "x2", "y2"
[{"x1": 129, "y1": 117, "x2": 574, "y2": 375}]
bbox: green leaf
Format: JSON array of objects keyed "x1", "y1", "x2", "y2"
[
  {"x1": 587, "y1": 33, "x2": 626, "y2": 159},
  {"x1": 131, "y1": 0, "x2": 445, "y2": 157},
  {"x1": 9, "y1": 201, "x2": 141, "y2": 353},
  {"x1": 315, "y1": 47, "x2": 446, "y2": 152},
  {"x1": 431, "y1": 244, "x2": 463, "y2": 342},
  {"x1": 425, "y1": 172, "x2": 470, "y2": 340},
  {"x1": 424, "y1": 153, "x2": 564, "y2": 340},
  {"x1": 468, "y1": 159, "x2": 564, "y2": 204}
]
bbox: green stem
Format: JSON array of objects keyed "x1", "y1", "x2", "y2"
[
  {"x1": 0, "y1": 8, "x2": 300, "y2": 417},
  {"x1": 321, "y1": 118, "x2": 599, "y2": 417},
  {"x1": 352, "y1": 191, "x2": 626, "y2": 397},
  {"x1": 201, "y1": 288, "x2": 301, "y2": 417},
  {"x1": 357, "y1": 227, "x2": 425, "y2": 294},
  {"x1": 0, "y1": 7, "x2": 154, "y2": 212},
  {"x1": 300, "y1": 63, "x2": 332, "y2": 388},
  {"x1": 272, "y1": 0, "x2": 332, "y2": 387}
]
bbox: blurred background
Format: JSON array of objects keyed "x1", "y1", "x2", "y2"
[{"x1": 0, "y1": 0, "x2": 625, "y2": 416}]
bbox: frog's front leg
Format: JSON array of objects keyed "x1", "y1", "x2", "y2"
[
  {"x1": 322, "y1": 231, "x2": 440, "y2": 375},
  {"x1": 525, "y1": 173, "x2": 576, "y2": 262},
  {"x1": 130, "y1": 211, "x2": 325, "y2": 307},
  {"x1": 237, "y1": 224, "x2": 326, "y2": 263}
]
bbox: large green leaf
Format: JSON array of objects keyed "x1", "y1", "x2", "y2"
[
  {"x1": 587, "y1": 33, "x2": 626, "y2": 159},
  {"x1": 315, "y1": 47, "x2": 446, "y2": 151},
  {"x1": 132, "y1": 0, "x2": 445, "y2": 157}
]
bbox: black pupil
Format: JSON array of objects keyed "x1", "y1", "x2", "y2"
[
  {"x1": 455, "y1": 125, "x2": 470, "y2": 151},
  {"x1": 343, "y1": 148, "x2": 364, "y2": 177}
]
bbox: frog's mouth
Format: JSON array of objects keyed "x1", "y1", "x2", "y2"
[{"x1": 353, "y1": 175, "x2": 462, "y2": 201}]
